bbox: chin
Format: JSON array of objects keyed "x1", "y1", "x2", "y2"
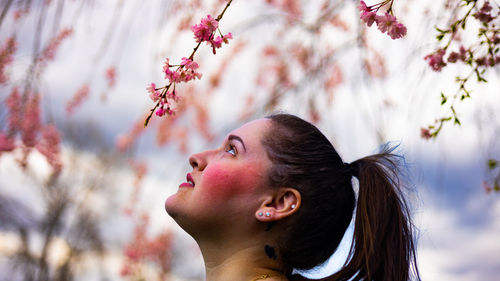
[{"x1": 164, "y1": 195, "x2": 179, "y2": 217}]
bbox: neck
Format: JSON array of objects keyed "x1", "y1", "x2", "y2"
[{"x1": 197, "y1": 237, "x2": 287, "y2": 281}]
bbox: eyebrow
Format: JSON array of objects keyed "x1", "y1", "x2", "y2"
[{"x1": 228, "y1": 134, "x2": 247, "y2": 152}]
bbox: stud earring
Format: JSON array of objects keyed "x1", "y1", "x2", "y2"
[
  {"x1": 291, "y1": 204, "x2": 296, "y2": 209},
  {"x1": 258, "y1": 212, "x2": 263, "y2": 217},
  {"x1": 265, "y1": 212, "x2": 271, "y2": 217}
]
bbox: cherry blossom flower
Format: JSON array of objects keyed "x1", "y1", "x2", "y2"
[
  {"x1": 0, "y1": 37, "x2": 17, "y2": 84},
  {"x1": 376, "y1": 13, "x2": 397, "y2": 33},
  {"x1": 473, "y1": 1, "x2": 493, "y2": 24},
  {"x1": 36, "y1": 124, "x2": 62, "y2": 173},
  {"x1": 147, "y1": 83, "x2": 161, "y2": 101},
  {"x1": 0, "y1": 133, "x2": 15, "y2": 152},
  {"x1": 40, "y1": 28, "x2": 73, "y2": 62},
  {"x1": 105, "y1": 66, "x2": 117, "y2": 88},
  {"x1": 191, "y1": 15, "x2": 218, "y2": 43},
  {"x1": 359, "y1": 1, "x2": 377, "y2": 26},
  {"x1": 145, "y1": 3, "x2": 233, "y2": 126},
  {"x1": 424, "y1": 48, "x2": 447, "y2": 72},
  {"x1": 358, "y1": 1, "x2": 407, "y2": 40},
  {"x1": 164, "y1": 57, "x2": 202, "y2": 83},
  {"x1": 387, "y1": 22, "x2": 407, "y2": 39},
  {"x1": 6, "y1": 87, "x2": 21, "y2": 133},
  {"x1": 210, "y1": 32, "x2": 232, "y2": 54},
  {"x1": 155, "y1": 107, "x2": 166, "y2": 117},
  {"x1": 420, "y1": 128, "x2": 433, "y2": 140},
  {"x1": 66, "y1": 84, "x2": 90, "y2": 115},
  {"x1": 447, "y1": 51, "x2": 460, "y2": 63},
  {"x1": 21, "y1": 95, "x2": 41, "y2": 148}
]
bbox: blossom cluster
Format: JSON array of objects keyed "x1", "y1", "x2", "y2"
[
  {"x1": 120, "y1": 214, "x2": 173, "y2": 279},
  {"x1": 40, "y1": 28, "x2": 73, "y2": 62},
  {"x1": 0, "y1": 37, "x2": 17, "y2": 84},
  {"x1": 66, "y1": 84, "x2": 90, "y2": 115},
  {"x1": 422, "y1": 0, "x2": 499, "y2": 140},
  {"x1": 145, "y1": 7, "x2": 233, "y2": 126},
  {"x1": 359, "y1": 0, "x2": 407, "y2": 40},
  {"x1": 0, "y1": 88, "x2": 62, "y2": 173},
  {"x1": 424, "y1": 1, "x2": 499, "y2": 73}
]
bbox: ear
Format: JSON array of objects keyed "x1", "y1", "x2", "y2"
[{"x1": 255, "y1": 188, "x2": 301, "y2": 222}]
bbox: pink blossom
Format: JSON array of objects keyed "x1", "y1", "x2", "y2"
[
  {"x1": 376, "y1": 13, "x2": 398, "y2": 34},
  {"x1": 105, "y1": 66, "x2": 117, "y2": 88},
  {"x1": 359, "y1": 1, "x2": 377, "y2": 27},
  {"x1": 388, "y1": 23, "x2": 407, "y2": 39},
  {"x1": 358, "y1": 0, "x2": 371, "y2": 13},
  {"x1": 6, "y1": 87, "x2": 21, "y2": 134},
  {"x1": 222, "y1": 32, "x2": 232, "y2": 44},
  {"x1": 0, "y1": 132, "x2": 15, "y2": 152},
  {"x1": 66, "y1": 84, "x2": 90, "y2": 115},
  {"x1": 21, "y1": 94, "x2": 41, "y2": 148},
  {"x1": 164, "y1": 57, "x2": 202, "y2": 83},
  {"x1": 420, "y1": 128, "x2": 432, "y2": 140},
  {"x1": 36, "y1": 124, "x2": 62, "y2": 173},
  {"x1": 40, "y1": 28, "x2": 73, "y2": 62},
  {"x1": 155, "y1": 107, "x2": 166, "y2": 117},
  {"x1": 209, "y1": 32, "x2": 232, "y2": 54},
  {"x1": 191, "y1": 15, "x2": 219, "y2": 43},
  {"x1": 447, "y1": 51, "x2": 460, "y2": 63},
  {"x1": 147, "y1": 83, "x2": 161, "y2": 101},
  {"x1": 361, "y1": 10, "x2": 378, "y2": 27},
  {"x1": 474, "y1": 1, "x2": 493, "y2": 23},
  {"x1": 424, "y1": 48, "x2": 447, "y2": 71},
  {"x1": 459, "y1": 46, "x2": 468, "y2": 61},
  {"x1": 180, "y1": 57, "x2": 199, "y2": 70},
  {"x1": 0, "y1": 37, "x2": 17, "y2": 84}
]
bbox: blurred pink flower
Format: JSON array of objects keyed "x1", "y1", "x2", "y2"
[
  {"x1": 447, "y1": 51, "x2": 460, "y2": 63},
  {"x1": 424, "y1": 48, "x2": 447, "y2": 71},
  {"x1": 0, "y1": 133, "x2": 15, "y2": 152},
  {"x1": 147, "y1": 83, "x2": 161, "y2": 101},
  {"x1": 21, "y1": 95, "x2": 41, "y2": 148},
  {"x1": 6, "y1": 87, "x2": 21, "y2": 134},
  {"x1": 66, "y1": 84, "x2": 90, "y2": 115},
  {"x1": 36, "y1": 124, "x2": 62, "y2": 173},
  {"x1": 40, "y1": 28, "x2": 73, "y2": 62},
  {"x1": 0, "y1": 37, "x2": 17, "y2": 84},
  {"x1": 361, "y1": 10, "x2": 378, "y2": 27},
  {"x1": 420, "y1": 128, "x2": 433, "y2": 140},
  {"x1": 473, "y1": 1, "x2": 494, "y2": 23},
  {"x1": 155, "y1": 107, "x2": 166, "y2": 117},
  {"x1": 388, "y1": 23, "x2": 407, "y2": 39},
  {"x1": 105, "y1": 66, "x2": 117, "y2": 88},
  {"x1": 376, "y1": 13, "x2": 397, "y2": 33}
]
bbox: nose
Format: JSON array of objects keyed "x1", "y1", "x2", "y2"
[{"x1": 189, "y1": 150, "x2": 209, "y2": 171}]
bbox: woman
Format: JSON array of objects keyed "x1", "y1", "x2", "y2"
[{"x1": 165, "y1": 113, "x2": 420, "y2": 281}]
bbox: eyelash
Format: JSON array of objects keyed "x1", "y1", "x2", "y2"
[{"x1": 226, "y1": 143, "x2": 237, "y2": 156}]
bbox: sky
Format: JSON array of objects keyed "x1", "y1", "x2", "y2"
[{"x1": 1, "y1": 0, "x2": 499, "y2": 280}]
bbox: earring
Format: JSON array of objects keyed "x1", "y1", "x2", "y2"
[
  {"x1": 265, "y1": 212, "x2": 271, "y2": 217},
  {"x1": 258, "y1": 212, "x2": 263, "y2": 217},
  {"x1": 291, "y1": 204, "x2": 296, "y2": 209}
]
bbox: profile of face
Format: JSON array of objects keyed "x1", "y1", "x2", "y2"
[{"x1": 165, "y1": 119, "x2": 274, "y2": 236}]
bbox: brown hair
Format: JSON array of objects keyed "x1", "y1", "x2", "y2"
[{"x1": 262, "y1": 113, "x2": 420, "y2": 281}]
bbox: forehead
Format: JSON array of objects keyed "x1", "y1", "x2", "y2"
[{"x1": 230, "y1": 119, "x2": 271, "y2": 141}]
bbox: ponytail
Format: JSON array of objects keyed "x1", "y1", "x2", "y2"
[
  {"x1": 291, "y1": 149, "x2": 420, "y2": 281},
  {"x1": 263, "y1": 114, "x2": 419, "y2": 281}
]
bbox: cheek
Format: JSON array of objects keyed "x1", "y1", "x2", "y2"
[{"x1": 201, "y1": 162, "x2": 263, "y2": 201}]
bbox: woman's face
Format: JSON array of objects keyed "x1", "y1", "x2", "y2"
[{"x1": 165, "y1": 118, "x2": 273, "y2": 234}]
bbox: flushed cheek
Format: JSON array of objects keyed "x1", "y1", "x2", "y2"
[{"x1": 200, "y1": 162, "x2": 263, "y2": 201}]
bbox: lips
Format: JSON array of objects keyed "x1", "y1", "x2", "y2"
[{"x1": 179, "y1": 173, "x2": 195, "y2": 188}]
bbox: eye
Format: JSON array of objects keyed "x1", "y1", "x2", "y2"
[{"x1": 226, "y1": 144, "x2": 237, "y2": 156}]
